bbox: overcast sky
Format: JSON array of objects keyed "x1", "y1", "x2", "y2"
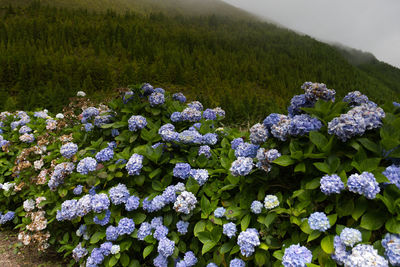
[{"x1": 222, "y1": 0, "x2": 400, "y2": 68}]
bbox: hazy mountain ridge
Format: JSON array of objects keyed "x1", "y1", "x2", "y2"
[{"x1": 0, "y1": 0, "x2": 399, "y2": 123}]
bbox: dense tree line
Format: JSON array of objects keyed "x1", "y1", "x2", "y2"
[{"x1": 0, "y1": 2, "x2": 399, "y2": 123}]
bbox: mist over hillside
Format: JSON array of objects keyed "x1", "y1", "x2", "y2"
[{"x1": 0, "y1": 0, "x2": 399, "y2": 123}]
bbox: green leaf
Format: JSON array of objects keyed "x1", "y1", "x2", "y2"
[
  {"x1": 132, "y1": 213, "x2": 147, "y2": 225},
  {"x1": 358, "y1": 138, "x2": 380, "y2": 154},
  {"x1": 310, "y1": 131, "x2": 328, "y2": 150},
  {"x1": 273, "y1": 155, "x2": 296, "y2": 166},
  {"x1": 307, "y1": 230, "x2": 321, "y2": 242},
  {"x1": 359, "y1": 158, "x2": 381, "y2": 172},
  {"x1": 90, "y1": 231, "x2": 105, "y2": 244},
  {"x1": 352, "y1": 197, "x2": 367, "y2": 221},
  {"x1": 294, "y1": 162, "x2": 306, "y2": 173},
  {"x1": 143, "y1": 245, "x2": 154, "y2": 259},
  {"x1": 321, "y1": 235, "x2": 334, "y2": 254},
  {"x1": 194, "y1": 221, "x2": 206, "y2": 237},
  {"x1": 313, "y1": 162, "x2": 330, "y2": 173},
  {"x1": 108, "y1": 256, "x2": 118, "y2": 267},
  {"x1": 386, "y1": 218, "x2": 400, "y2": 234},
  {"x1": 305, "y1": 177, "x2": 320, "y2": 190},
  {"x1": 272, "y1": 250, "x2": 284, "y2": 260},
  {"x1": 202, "y1": 241, "x2": 216, "y2": 254},
  {"x1": 220, "y1": 241, "x2": 235, "y2": 254},
  {"x1": 360, "y1": 211, "x2": 386, "y2": 230},
  {"x1": 201, "y1": 195, "x2": 211, "y2": 217},
  {"x1": 241, "y1": 214, "x2": 251, "y2": 231},
  {"x1": 120, "y1": 253, "x2": 130, "y2": 267},
  {"x1": 263, "y1": 213, "x2": 277, "y2": 227},
  {"x1": 255, "y1": 250, "x2": 267, "y2": 266}
]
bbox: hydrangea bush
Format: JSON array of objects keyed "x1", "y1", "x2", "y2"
[{"x1": 0, "y1": 82, "x2": 399, "y2": 266}]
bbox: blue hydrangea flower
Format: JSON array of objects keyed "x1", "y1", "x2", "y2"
[
  {"x1": 181, "y1": 108, "x2": 202, "y2": 122},
  {"x1": 173, "y1": 191, "x2": 197, "y2": 214},
  {"x1": 344, "y1": 244, "x2": 388, "y2": 267},
  {"x1": 198, "y1": 145, "x2": 211, "y2": 158},
  {"x1": 202, "y1": 133, "x2": 218, "y2": 146},
  {"x1": 128, "y1": 115, "x2": 147, "y2": 131},
  {"x1": 230, "y1": 258, "x2": 245, "y2": 267},
  {"x1": 189, "y1": 169, "x2": 209, "y2": 186},
  {"x1": 207, "y1": 263, "x2": 218, "y2": 267},
  {"x1": 123, "y1": 91, "x2": 134, "y2": 103},
  {"x1": 176, "y1": 221, "x2": 189, "y2": 234},
  {"x1": 111, "y1": 129, "x2": 119, "y2": 137},
  {"x1": 234, "y1": 143, "x2": 259, "y2": 158},
  {"x1": 270, "y1": 115, "x2": 291, "y2": 141},
  {"x1": 87, "y1": 248, "x2": 105, "y2": 266},
  {"x1": 72, "y1": 243, "x2": 88, "y2": 262},
  {"x1": 161, "y1": 185, "x2": 177, "y2": 204},
  {"x1": 109, "y1": 183, "x2": 130, "y2": 205},
  {"x1": 126, "y1": 153, "x2": 143, "y2": 175},
  {"x1": 95, "y1": 148, "x2": 114, "y2": 162},
  {"x1": 77, "y1": 157, "x2": 97, "y2": 175},
  {"x1": 383, "y1": 165, "x2": 400, "y2": 190},
  {"x1": 171, "y1": 112, "x2": 182, "y2": 122},
  {"x1": 155, "y1": 87, "x2": 165, "y2": 94},
  {"x1": 118, "y1": 218, "x2": 135, "y2": 235},
  {"x1": 237, "y1": 228, "x2": 260, "y2": 257},
  {"x1": 302, "y1": 82, "x2": 335, "y2": 102},
  {"x1": 48, "y1": 162, "x2": 75, "y2": 191},
  {"x1": 100, "y1": 242, "x2": 113, "y2": 256},
  {"x1": 320, "y1": 174, "x2": 345, "y2": 195},
  {"x1": 125, "y1": 195, "x2": 140, "y2": 211},
  {"x1": 347, "y1": 172, "x2": 380, "y2": 199},
  {"x1": 178, "y1": 130, "x2": 202, "y2": 144},
  {"x1": 343, "y1": 91, "x2": 370, "y2": 106},
  {"x1": 230, "y1": 157, "x2": 253, "y2": 176},
  {"x1": 289, "y1": 114, "x2": 322, "y2": 136},
  {"x1": 154, "y1": 225, "x2": 169, "y2": 241},
  {"x1": 308, "y1": 212, "x2": 330, "y2": 232},
  {"x1": 151, "y1": 217, "x2": 164, "y2": 229},
  {"x1": 340, "y1": 228, "x2": 362, "y2": 247},
  {"x1": 91, "y1": 193, "x2": 110, "y2": 213},
  {"x1": 159, "y1": 124, "x2": 178, "y2": 142},
  {"x1": 203, "y1": 109, "x2": 217, "y2": 120},
  {"x1": 93, "y1": 210, "x2": 111, "y2": 226},
  {"x1": 151, "y1": 195, "x2": 167, "y2": 211},
  {"x1": 81, "y1": 107, "x2": 99, "y2": 123},
  {"x1": 60, "y1": 142, "x2": 78, "y2": 158},
  {"x1": 84, "y1": 123, "x2": 94, "y2": 132},
  {"x1": 187, "y1": 101, "x2": 203, "y2": 111},
  {"x1": 141, "y1": 83, "x2": 154, "y2": 95},
  {"x1": 214, "y1": 207, "x2": 226, "y2": 218},
  {"x1": 19, "y1": 125, "x2": 32, "y2": 134},
  {"x1": 142, "y1": 197, "x2": 156, "y2": 213},
  {"x1": 231, "y1": 138, "x2": 244, "y2": 150},
  {"x1": 173, "y1": 163, "x2": 191, "y2": 179},
  {"x1": 288, "y1": 94, "x2": 314, "y2": 117},
  {"x1": 183, "y1": 251, "x2": 197, "y2": 266},
  {"x1": 76, "y1": 224, "x2": 87, "y2": 237},
  {"x1": 263, "y1": 113, "x2": 284, "y2": 129},
  {"x1": 0, "y1": 211, "x2": 15, "y2": 224},
  {"x1": 282, "y1": 244, "x2": 312, "y2": 267},
  {"x1": 223, "y1": 222, "x2": 237, "y2": 238},
  {"x1": 137, "y1": 222, "x2": 152, "y2": 240},
  {"x1": 73, "y1": 185, "x2": 83, "y2": 195},
  {"x1": 56, "y1": 199, "x2": 78, "y2": 221},
  {"x1": 76, "y1": 195, "x2": 92, "y2": 216},
  {"x1": 158, "y1": 238, "x2": 175, "y2": 257},
  {"x1": 251, "y1": 200, "x2": 263, "y2": 214},
  {"x1": 153, "y1": 254, "x2": 168, "y2": 267},
  {"x1": 382, "y1": 233, "x2": 400, "y2": 266},
  {"x1": 94, "y1": 115, "x2": 112, "y2": 127},
  {"x1": 149, "y1": 92, "x2": 165, "y2": 107},
  {"x1": 250, "y1": 123, "x2": 269, "y2": 144},
  {"x1": 173, "y1": 92, "x2": 186, "y2": 103},
  {"x1": 332, "y1": 235, "x2": 349, "y2": 265}
]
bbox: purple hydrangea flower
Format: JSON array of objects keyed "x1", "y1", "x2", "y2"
[
  {"x1": 95, "y1": 148, "x2": 114, "y2": 162},
  {"x1": 171, "y1": 112, "x2": 182, "y2": 122},
  {"x1": 117, "y1": 218, "x2": 135, "y2": 235},
  {"x1": 187, "y1": 101, "x2": 203, "y2": 111},
  {"x1": 183, "y1": 251, "x2": 197, "y2": 266},
  {"x1": 141, "y1": 83, "x2": 154, "y2": 95},
  {"x1": 159, "y1": 124, "x2": 179, "y2": 142},
  {"x1": 125, "y1": 195, "x2": 140, "y2": 211},
  {"x1": 128, "y1": 115, "x2": 147, "y2": 131},
  {"x1": 137, "y1": 222, "x2": 152, "y2": 240},
  {"x1": 320, "y1": 174, "x2": 345, "y2": 195},
  {"x1": 73, "y1": 185, "x2": 83, "y2": 195},
  {"x1": 91, "y1": 193, "x2": 110, "y2": 213},
  {"x1": 282, "y1": 244, "x2": 312, "y2": 267},
  {"x1": 234, "y1": 143, "x2": 259, "y2": 158},
  {"x1": 250, "y1": 123, "x2": 269, "y2": 144},
  {"x1": 77, "y1": 157, "x2": 97, "y2": 175},
  {"x1": 203, "y1": 109, "x2": 217, "y2": 120},
  {"x1": 347, "y1": 172, "x2": 380, "y2": 199},
  {"x1": 173, "y1": 92, "x2": 186, "y2": 103},
  {"x1": 181, "y1": 108, "x2": 202, "y2": 122},
  {"x1": 173, "y1": 163, "x2": 191, "y2": 179},
  {"x1": 383, "y1": 165, "x2": 400, "y2": 189},
  {"x1": 109, "y1": 183, "x2": 130, "y2": 205},
  {"x1": 178, "y1": 130, "x2": 202, "y2": 144},
  {"x1": 60, "y1": 142, "x2": 78, "y2": 158},
  {"x1": 126, "y1": 153, "x2": 143, "y2": 175},
  {"x1": 72, "y1": 243, "x2": 88, "y2": 262},
  {"x1": 198, "y1": 145, "x2": 211, "y2": 158},
  {"x1": 189, "y1": 169, "x2": 209, "y2": 186},
  {"x1": 149, "y1": 92, "x2": 165, "y2": 107},
  {"x1": 154, "y1": 254, "x2": 168, "y2": 267},
  {"x1": 230, "y1": 258, "x2": 245, "y2": 267},
  {"x1": 161, "y1": 185, "x2": 177, "y2": 204},
  {"x1": 231, "y1": 138, "x2": 244, "y2": 150},
  {"x1": 176, "y1": 221, "x2": 189, "y2": 234},
  {"x1": 158, "y1": 238, "x2": 175, "y2": 257},
  {"x1": 154, "y1": 225, "x2": 169, "y2": 241}
]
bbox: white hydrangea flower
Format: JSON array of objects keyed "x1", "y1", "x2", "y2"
[
  {"x1": 23, "y1": 199, "x2": 36, "y2": 212},
  {"x1": 55, "y1": 113, "x2": 64, "y2": 119},
  {"x1": 77, "y1": 91, "x2": 86, "y2": 97}
]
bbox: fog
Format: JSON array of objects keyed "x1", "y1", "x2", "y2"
[{"x1": 222, "y1": 0, "x2": 400, "y2": 68}]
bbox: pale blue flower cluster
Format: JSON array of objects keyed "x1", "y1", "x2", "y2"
[
  {"x1": 198, "y1": 145, "x2": 211, "y2": 158},
  {"x1": 223, "y1": 222, "x2": 237, "y2": 238},
  {"x1": 173, "y1": 92, "x2": 186, "y2": 103},
  {"x1": 340, "y1": 227, "x2": 362, "y2": 247},
  {"x1": 60, "y1": 142, "x2": 78, "y2": 159},
  {"x1": 345, "y1": 244, "x2": 388, "y2": 267},
  {"x1": 181, "y1": 107, "x2": 202, "y2": 122},
  {"x1": 149, "y1": 92, "x2": 165, "y2": 106},
  {"x1": 288, "y1": 114, "x2": 322, "y2": 136},
  {"x1": 81, "y1": 107, "x2": 99, "y2": 123},
  {"x1": 282, "y1": 244, "x2": 312, "y2": 267},
  {"x1": 308, "y1": 212, "x2": 330, "y2": 232},
  {"x1": 170, "y1": 112, "x2": 182, "y2": 122},
  {"x1": 176, "y1": 251, "x2": 197, "y2": 267},
  {"x1": 347, "y1": 172, "x2": 380, "y2": 199},
  {"x1": 158, "y1": 238, "x2": 175, "y2": 257},
  {"x1": 234, "y1": 142, "x2": 259, "y2": 158},
  {"x1": 328, "y1": 102, "x2": 385, "y2": 142},
  {"x1": 189, "y1": 169, "x2": 209, "y2": 185},
  {"x1": 382, "y1": 233, "x2": 400, "y2": 266},
  {"x1": 230, "y1": 258, "x2": 245, "y2": 267},
  {"x1": 72, "y1": 243, "x2": 88, "y2": 261},
  {"x1": 343, "y1": 91, "x2": 370, "y2": 106},
  {"x1": 202, "y1": 109, "x2": 217, "y2": 120},
  {"x1": 230, "y1": 157, "x2": 253, "y2": 176},
  {"x1": 178, "y1": 130, "x2": 203, "y2": 144},
  {"x1": 176, "y1": 220, "x2": 189, "y2": 234},
  {"x1": 108, "y1": 184, "x2": 130, "y2": 205},
  {"x1": 320, "y1": 174, "x2": 345, "y2": 195},
  {"x1": 250, "y1": 200, "x2": 263, "y2": 214},
  {"x1": 77, "y1": 157, "x2": 97, "y2": 175},
  {"x1": 173, "y1": 163, "x2": 191, "y2": 179},
  {"x1": 214, "y1": 207, "x2": 226, "y2": 218},
  {"x1": 93, "y1": 210, "x2": 111, "y2": 226},
  {"x1": 173, "y1": 191, "x2": 197, "y2": 214},
  {"x1": 141, "y1": 83, "x2": 154, "y2": 95},
  {"x1": 48, "y1": 162, "x2": 75, "y2": 190},
  {"x1": 94, "y1": 114, "x2": 112, "y2": 127},
  {"x1": 19, "y1": 125, "x2": 32, "y2": 134},
  {"x1": 237, "y1": 228, "x2": 260, "y2": 257},
  {"x1": 383, "y1": 165, "x2": 400, "y2": 189},
  {"x1": 0, "y1": 211, "x2": 15, "y2": 225},
  {"x1": 187, "y1": 101, "x2": 203, "y2": 111},
  {"x1": 128, "y1": 115, "x2": 147, "y2": 131},
  {"x1": 126, "y1": 153, "x2": 143, "y2": 175},
  {"x1": 73, "y1": 185, "x2": 83, "y2": 195},
  {"x1": 202, "y1": 133, "x2": 218, "y2": 145},
  {"x1": 123, "y1": 91, "x2": 134, "y2": 104},
  {"x1": 159, "y1": 124, "x2": 179, "y2": 142},
  {"x1": 231, "y1": 137, "x2": 244, "y2": 150},
  {"x1": 264, "y1": 194, "x2": 279, "y2": 209},
  {"x1": 95, "y1": 147, "x2": 114, "y2": 162},
  {"x1": 249, "y1": 123, "x2": 269, "y2": 144},
  {"x1": 125, "y1": 195, "x2": 140, "y2": 211}
]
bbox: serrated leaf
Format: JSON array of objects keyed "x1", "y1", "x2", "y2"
[
  {"x1": 360, "y1": 211, "x2": 386, "y2": 230},
  {"x1": 273, "y1": 155, "x2": 296, "y2": 166},
  {"x1": 143, "y1": 245, "x2": 154, "y2": 259},
  {"x1": 90, "y1": 231, "x2": 105, "y2": 244},
  {"x1": 241, "y1": 214, "x2": 251, "y2": 231},
  {"x1": 307, "y1": 230, "x2": 321, "y2": 242},
  {"x1": 202, "y1": 241, "x2": 216, "y2": 254},
  {"x1": 321, "y1": 235, "x2": 334, "y2": 254}
]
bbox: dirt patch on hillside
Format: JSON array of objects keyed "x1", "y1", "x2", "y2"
[{"x1": 0, "y1": 230, "x2": 67, "y2": 267}]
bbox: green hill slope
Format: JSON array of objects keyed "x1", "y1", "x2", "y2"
[{"x1": 0, "y1": 0, "x2": 399, "y2": 123}]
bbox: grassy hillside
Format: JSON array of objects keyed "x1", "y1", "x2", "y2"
[{"x1": 0, "y1": 0, "x2": 399, "y2": 123}]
